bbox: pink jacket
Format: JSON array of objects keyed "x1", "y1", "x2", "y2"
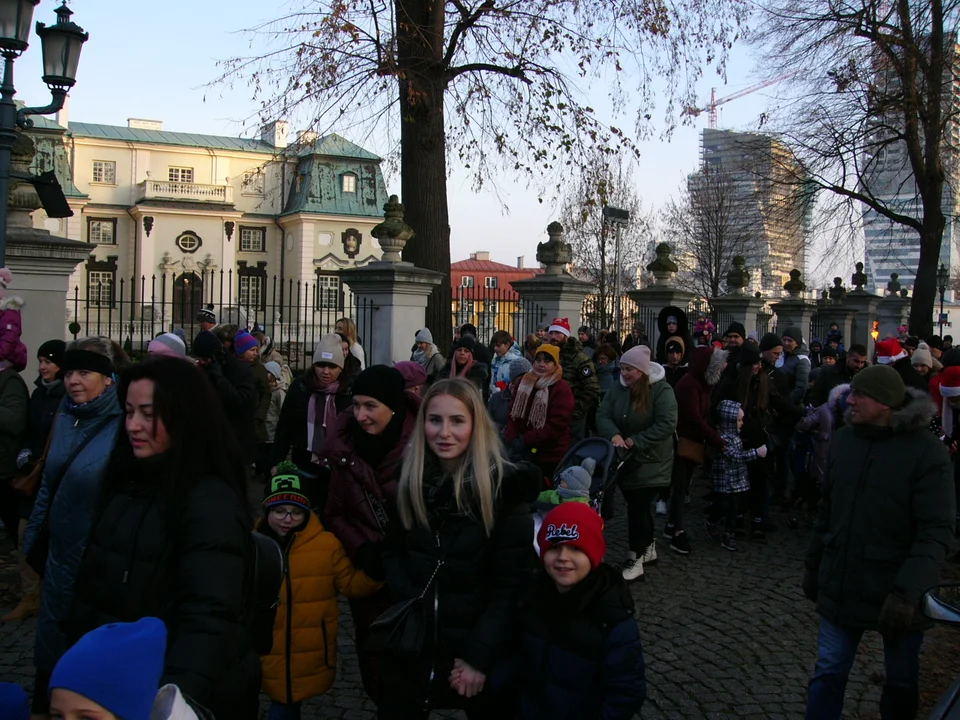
[{"x1": 0, "y1": 297, "x2": 26, "y2": 371}]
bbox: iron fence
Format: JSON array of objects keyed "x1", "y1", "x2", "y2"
[
  {"x1": 68, "y1": 270, "x2": 377, "y2": 373},
  {"x1": 580, "y1": 294, "x2": 640, "y2": 340},
  {"x1": 452, "y1": 286, "x2": 545, "y2": 345}
]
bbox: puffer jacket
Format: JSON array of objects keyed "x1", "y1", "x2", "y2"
[
  {"x1": 780, "y1": 345, "x2": 811, "y2": 404},
  {"x1": 25, "y1": 375, "x2": 65, "y2": 457},
  {"x1": 250, "y1": 358, "x2": 272, "y2": 444},
  {"x1": 517, "y1": 565, "x2": 646, "y2": 720},
  {"x1": 490, "y1": 344, "x2": 523, "y2": 394},
  {"x1": 0, "y1": 366, "x2": 28, "y2": 478},
  {"x1": 674, "y1": 346, "x2": 725, "y2": 448},
  {"x1": 66, "y1": 455, "x2": 260, "y2": 719},
  {"x1": 321, "y1": 391, "x2": 420, "y2": 559},
  {"x1": 0, "y1": 297, "x2": 26, "y2": 371},
  {"x1": 504, "y1": 377, "x2": 575, "y2": 466},
  {"x1": 23, "y1": 385, "x2": 123, "y2": 672},
  {"x1": 559, "y1": 338, "x2": 599, "y2": 421},
  {"x1": 806, "y1": 388, "x2": 955, "y2": 631},
  {"x1": 381, "y1": 461, "x2": 540, "y2": 706},
  {"x1": 795, "y1": 383, "x2": 849, "y2": 486},
  {"x1": 596, "y1": 360, "x2": 620, "y2": 398},
  {"x1": 596, "y1": 364, "x2": 677, "y2": 490},
  {"x1": 258, "y1": 513, "x2": 381, "y2": 704},
  {"x1": 270, "y1": 374, "x2": 352, "y2": 472}
]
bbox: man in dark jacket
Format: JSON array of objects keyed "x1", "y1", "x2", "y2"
[
  {"x1": 803, "y1": 365, "x2": 954, "y2": 720},
  {"x1": 548, "y1": 318, "x2": 599, "y2": 443},
  {"x1": 808, "y1": 343, "x2": 867, "y2": 406},
  {"x1": 193, "y1": 330, "x2": 256, "y2": 463}
]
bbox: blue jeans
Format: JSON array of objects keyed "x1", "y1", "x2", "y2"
[
  {"x1": 806, "y1": 616, "x2": 923, "y2": 720},
  {"x1": 269, "y1": 701, "x2": 302, "y2": 720}
]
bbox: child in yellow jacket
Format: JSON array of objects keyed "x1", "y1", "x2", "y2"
[{"x1": 257, "y1": 463, "x2": 382, "y2": 719}]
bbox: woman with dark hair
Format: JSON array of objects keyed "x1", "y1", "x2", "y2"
[
  {"x1": 23, "y1": 336, "x2": 125, "y2": 715},
  {"x1": 433, "y1": 335, "x2": 490, "y2": 402},
  {"x1": 65, "y1": 356, "x2": 260, "y2": 720},
  {"x1": 321, "y1": 365, "x2": 420, "y2": 703},
  {"x1": 270, "y1": 334, "x2": 354, "y2": 512}
]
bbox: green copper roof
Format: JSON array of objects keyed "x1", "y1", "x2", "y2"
[
  {"x1": 301, "y1": 133, "x2": 381, "y2": 161},
  {"x1": 69, "y1": 122, "x2": 277, "y2": 153},
  {"x1": 282, "y1": 154, "x2": 388, "y2": 218}
]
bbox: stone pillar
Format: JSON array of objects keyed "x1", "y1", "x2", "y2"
[
  {"x1": 876, "y1": 272, "x2": 910, "y2": 340},
  {"x1": 842, "y1": 263, "x2": 880, "y2": 358},
  {"x1": 511, "y1": 222, "x2": 593, "y2": 330},
  {"x1": 338, "y1": 196, "x2": 443, "y2": 366},
  {"x1": 625, "y1": 242, "x2": 694, "y2": 350},
  {"x1": 820, "y1": 306, "x2": 859, "y2": 351},
  {"x1": 4, "y1": 131, "x2": 93, "y2": 380},
  {"x1": 771, "y1": 270, "x2": 816, "y2": 339}
]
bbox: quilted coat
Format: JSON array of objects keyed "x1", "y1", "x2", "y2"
[
  {"x1": 258, "y1": 513, "x2": 381, "y2": 704},
  {"x1": 23, "y1": 384, "x2": 123, "y2": 672}
]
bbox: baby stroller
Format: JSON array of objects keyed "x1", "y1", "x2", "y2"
[{"x1": 532, "y1": 438, "x2": 621, "y2": 550}]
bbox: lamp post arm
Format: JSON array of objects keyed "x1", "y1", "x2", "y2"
[{"x1": 16, "y1": 88, "x2": 67, "y2": 129}]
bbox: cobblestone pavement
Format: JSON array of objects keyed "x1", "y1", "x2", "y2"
[{"x1": 0, "y1": 497, "x2": 955, "y2": 719}]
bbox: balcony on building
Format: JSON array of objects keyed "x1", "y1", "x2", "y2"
[{"x1": 136, "y1": 179, "x2": 234, "y2": 204}]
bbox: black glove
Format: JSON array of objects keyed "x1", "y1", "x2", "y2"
[
  {"x1": 878, "y1": 593, "x2": 916, "y2": 637},
  {"x1": 353, "y1": 541, "x2": 385, "y2": 582},
  {"x1": 802, "y1": 567, "x2": 819, "y2": 602}
]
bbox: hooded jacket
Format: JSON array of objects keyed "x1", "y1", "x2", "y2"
[
  {"x1": 23, "y1": 385, "x2": 123, "y2": 673},
  {"x1": 0, "y1": 365, "x2": 27, "y2": 478},
  {"x1": 265, "y1": 376, "x2": 288, "y2": 445},
  {"x1": 674, "y1": 347, "x2": 726, "y2": 448},
  {"x1": 806, "y1": 388, "x2": 955, "y2": 631},
  {"x1": 795, "y1": 383, "x2": 849, "y2": 486},
  {"x1": 655, "y1": 306, "x2": 693, "y2": 364},
  {"x1": 490, "y1": 342, "x2": 523, "y2": 394},
  {"x1": 596, "y1": 364, "x2": 677, "y2": 490},
  {"x1": 710, "y1": 400, "x2": 761, "y2": 494},
  {"x1": 780, "y1": 343, "x2": 811, "y2": 405},
  {"x1": 558, "y1": 337, "x2": 600, "y2": 421},
  {"x1": 0, "y1": 295, "x2": 26, "y2": 371},
  {"x1": 257, "y1": 513, "x2": 381, "y2": 704},
  {"x1": 381, "y1": 461, "x2": 541, "y2": 705},
  {"x1": 320, "y1": 392, "x2": 420, "y2": 559}
]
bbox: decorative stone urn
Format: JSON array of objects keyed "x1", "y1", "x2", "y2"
[{"x1": 371, "y1": 195, "x2": 415, "y2": 263}]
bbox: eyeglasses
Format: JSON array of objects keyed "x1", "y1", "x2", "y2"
[{"x1": 269, "y1": 507, "x2": 306, "y2": 521}]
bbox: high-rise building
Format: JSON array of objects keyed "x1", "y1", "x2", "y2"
[{"x1": 688, "y1": 129, "x2": 812, "y2": 295}]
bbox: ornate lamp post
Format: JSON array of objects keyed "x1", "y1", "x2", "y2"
[
  {"x1": 937, "y1": 262, "x2": 949, "y2": 338},
  {"x1": 0, "y1": 0, "x2": 87, "y2": 263}
]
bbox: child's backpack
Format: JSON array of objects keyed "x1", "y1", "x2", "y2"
[{"x1": 243, "y1": 532, "x2": 285, "y2": 655}]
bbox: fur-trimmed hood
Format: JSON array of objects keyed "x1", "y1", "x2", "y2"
[
  {"x1": 0, "y1": 295, "x2": 24, "y2": 312},
  {"x1": 827, "y1": 383, "x2": 850, "y2": 412},
  {"x1": 844, "y1": 387, "x2": 937, "y2": 434},
  {"x1": 685, "y1": 345, "x2": 727, "y2": 387}
]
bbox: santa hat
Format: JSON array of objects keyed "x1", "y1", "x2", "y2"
[
  {"x1": 936, "y1": 366, "x2": 960, "y2": 437},
  {"x1": 875, "y1": 338, "x2": 907, "y2": 365},
  {"x1": 548, "y1": 318, "x2": 572, "y2": 337}
]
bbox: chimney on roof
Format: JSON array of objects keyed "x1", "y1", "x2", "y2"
[
  {"x1": 261, "y1": 120, "x2": 289, "y2": 149},
  {"x1": 473, "y1": 251, "x2": 490, "y2": 261},
  {"x1": 517, "y1": 256, "x2": 524, "y2": 269},
  {"x1": 297, "y1": 130, "x2": 318, "y2": 146},
  {"x1": 128, "y1": 118, "x2": 163, "y2": 130}
]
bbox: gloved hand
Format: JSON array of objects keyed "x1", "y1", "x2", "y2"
[
  {"x1": 878, "y1": 593, "x2": 915, "y2": 637},
  {"x1": 16, "y1": 448, "x2": 32, "y2": 470},
  {"x1": 802, "y1": 566, "x2": 819, "y2": 602},
  {"x1": 353, "y1": 541, "x2": 385, "y2": 582}
]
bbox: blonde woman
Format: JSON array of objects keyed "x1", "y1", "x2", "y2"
[
  {"x1": 336, "y1": 317, "x2": 366, "y2": 369},
  {"x1": 380, "y1": 378, "x2": 539, "y2": 718}
]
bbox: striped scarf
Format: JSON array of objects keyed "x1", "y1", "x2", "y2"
[{"x1": 510, "y1": 365, "x2": 562, "y2": 430}]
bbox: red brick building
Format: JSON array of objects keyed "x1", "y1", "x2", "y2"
[{"x1": 450, "y1": 251, "x2": 543, "y2": 338}]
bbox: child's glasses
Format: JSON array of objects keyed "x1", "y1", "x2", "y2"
[{"x1": 269, "y1": 507, "x2": 306, "y2": 521}]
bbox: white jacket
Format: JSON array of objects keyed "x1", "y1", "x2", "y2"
[{"x1": 151, "y1": 685, "x2": 201, "y2": 720}]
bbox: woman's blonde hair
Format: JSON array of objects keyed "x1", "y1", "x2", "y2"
[
  {"x1": 628, "y1": 370, "x2": 651, "y2": 414},
  {"x1": 336, "y1": 317, "x2": 358, "y2": 345},
  {"x1": 397, "y1": 378, "x2": 506, "y2": 536}
]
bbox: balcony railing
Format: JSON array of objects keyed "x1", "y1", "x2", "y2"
[{"x1": 136, "y1": 180, "x2": 234, "y2": 204}]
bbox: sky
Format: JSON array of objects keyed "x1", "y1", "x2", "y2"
[{"x1": 19, "y1": 1, "x2": 802, "y2": 276}]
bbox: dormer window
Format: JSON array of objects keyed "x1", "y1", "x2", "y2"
[{"x1": 342, "y1": 173, "x2": 357, "y2": 193}]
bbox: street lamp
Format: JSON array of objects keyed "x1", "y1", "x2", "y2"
[
  {"x1": 937, "y1": 262, "x2": 949, "y2": 338},
  {"x1": 0, "y1": 0, "x2": 87, "y2": 263}
]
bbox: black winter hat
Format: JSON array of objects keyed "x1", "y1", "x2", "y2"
[
  {"x1": 192, "y1": 330, "x2": 223, "y2": 359},
  {"x1": 942, "y1": 347, "x2": 960, "y2": 368},
  {"x1": 453, "y1": 335, "x2": 478, "y2": 354},
  {"x1": 926, "y1": 335, "x2": 944, "y2": 350},
  {"x1": 37, "y1": 339, "x2": 66, "y2": 367},
  {"x1": 759, "y1": 333, "x2": 783, "y2": 351},
  {"x1": 904, "y1": 335, "x2": 920, "y2": 350},
  {"x1": 738, "y1": 342, "x2": 762, "y2": 368},
  {"x1": 351, "y1": 365, "x2": 406, "y2": 414},
  {"x1": 821, "y1": 346, "x2": 839, "y2": 359},
  {"x1": 725, "y1": 322, "x2": 746, "y2": 339}
]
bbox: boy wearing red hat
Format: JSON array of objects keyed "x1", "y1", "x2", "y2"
[{"x1": 514, "y1": 503, "x2": 646, "y2": 719}]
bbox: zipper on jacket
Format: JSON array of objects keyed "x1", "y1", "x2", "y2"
[
  {"x1": 283, "y1": 534, "x2": 296, "y2": 705},
  {"x1": 424, "y1": 531, "x2": 442, "y2": 712}
]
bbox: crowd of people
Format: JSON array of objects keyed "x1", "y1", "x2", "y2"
[{"x1": 0, "y1": 289, "x2": 952, "y2": 720}]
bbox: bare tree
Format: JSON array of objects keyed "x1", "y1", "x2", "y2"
[
  {"x1": 752, "y1": 0, "x2": 960, "y2": 337},
  {"x1": 560, "y1": 152, "x2": 650, "y2": 332},
  {"x1": 213, "y1": 1, "x2": 747, "y2": 349},
  {"x1": 666, "y1": 168, "x2": 760, "y2": 299}
]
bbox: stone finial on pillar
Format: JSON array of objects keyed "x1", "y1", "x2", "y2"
[
  {"x1": 646, "y1": 242, "x2": 679, "y2": 287},
  {"x1": 828, "y1": 277, "x2": 847, "y2": 304},
  {"x1": 725, "y1": 256, "x2": 750, "y2": 294},
  {"x1": 851, "y1": 262, "x2": 868, "y2": 292},
  {"x1": 536, "y1": 221, "x2": 573, "y2": 276},
  {"x1": 886, "y1": 273, "x2": 901, "y2": 296},
  {"x1": 371, "y1": 195, "x2": 415, "y2": 263},
  {"x1": 783, "y1": 269, "x2": 806, "y2": 298}
]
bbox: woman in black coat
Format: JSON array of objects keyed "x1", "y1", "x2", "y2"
[
  {"x1": 65, "y1": 357, "x2": 260, "y2": 720},
  {"x1": 380, "y1": 378, "x2": 539, "y2": 719}
]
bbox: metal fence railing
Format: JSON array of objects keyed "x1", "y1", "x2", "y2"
[{"x1": 452, "y1": 285, "x2": 545, "y2": 345}]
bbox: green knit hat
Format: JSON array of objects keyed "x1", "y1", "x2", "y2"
[
  {"x1": 850, "y1": 364, "x2": 906, "y2": 409},
  {"x1": 263, "y1": 461, "x2": 310, "y2": 511}
]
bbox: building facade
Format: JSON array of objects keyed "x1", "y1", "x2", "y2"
[
  {"x1": 28, "y1": 109, "x2": 389, "y2": 349},
  {"x1": 451, "y1": 251, "x2": 543, "y2": 340}
]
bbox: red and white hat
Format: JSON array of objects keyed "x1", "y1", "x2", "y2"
[
  {"x1": 875, "y1": 338, "x2": 907, "y2": 365},
  {"x1": 548, "y1": 318, "x2": 572, "y2": 337},
  {"x1": 936, "y1": 366, "x2": 960, "y2": 436}
]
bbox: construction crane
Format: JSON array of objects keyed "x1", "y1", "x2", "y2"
[{"x1": 684, "y1": 72, "x2": 799, "y2": 129}]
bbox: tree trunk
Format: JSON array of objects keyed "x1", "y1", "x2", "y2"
[
  {"x1": 909, "y1": 216, "x2": 945, "y2": 339},
  {"x1": 396, "y1": 0, "x2": 452, "y2": 352}
]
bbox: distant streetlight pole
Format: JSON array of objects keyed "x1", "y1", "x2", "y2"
[
  {"x1": 0, "y1": 0, "x2": 88, "y2": 264},
  {"x1": 602, "y1": 205, "x2": 630, "y2": 335},
  {"x1": 937, "y1": 262, "x2": 949, "y2": 338}
]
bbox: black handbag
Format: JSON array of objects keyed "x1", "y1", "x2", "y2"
[
  {"x1": 368, "y1": 559, "x2": 443, "y2": 657},
  {"x1": 26, "y1": 416, "x2": 115, "y2": 576}
]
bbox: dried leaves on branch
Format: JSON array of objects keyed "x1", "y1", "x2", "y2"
[{"x1": 752, "y1": 0, "x2": 960, "y2": 336}]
